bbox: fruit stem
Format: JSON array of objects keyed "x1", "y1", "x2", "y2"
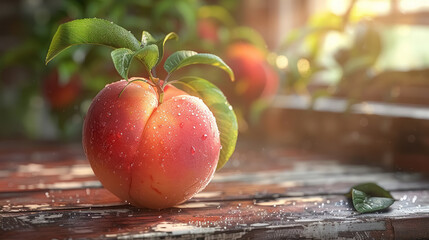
[
  {"x1": 159, "y1": 91, "x2": 164, "y2": 104},
  {"x1": 155, "y1": 82, "x2": 164, "y2": 104},
  {"x1": 147, "y1": 76, "x2": 164, "y2": 105}
]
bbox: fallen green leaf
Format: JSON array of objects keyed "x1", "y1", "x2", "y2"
[{"x1": 348, "y1": 182, "x2": 395, "y2": 213}]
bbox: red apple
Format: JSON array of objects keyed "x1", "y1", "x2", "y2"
[
  {"x1": 82, "y1": 79, "x2": 221, "y2": 209},
  {"x1": 43, "y1": 69, "x2": 82, "y2": 109}
]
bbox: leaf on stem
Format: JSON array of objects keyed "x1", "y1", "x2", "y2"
[
  {"x1": 172, "y1": 77, "x2": 238, "y2": 170},
  {"x1": 111, "y1": 45, "x2": 159, "y2": 80},
  {"x1": 46, "y1": 18, "x2": 140, "y2": 64},
  {"x1": 134, "y1": 45, "x2": 159, "y2": 76},
  {"x1": 164, "y1": 51, "x2": 234, "y2": 82},
  {"x1": 111, "y1": 48, "x2": 134, "y2": 80},
  {"x1": 141, "y1": 31, "x2": 178, "y2": 67}
]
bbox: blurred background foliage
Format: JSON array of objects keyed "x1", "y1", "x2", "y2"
[{"x1": 1, "y1": 0, "x2": 429, "y2": 141}]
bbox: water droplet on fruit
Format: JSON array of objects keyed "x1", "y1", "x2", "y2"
[
  {"x1": 178, "y1": 113, "x2": 181, "y2": 116},
  {"x1": 202, "y1": 134, "x2": 208, "y2": 140},
  {"x1": 228, "y1": 105, "x2": 233, "y2": 111},
  {"x1": 180, "y1": 122, "x2": 184, "y2": 128},
  {"x1": 191, "y1": 146, "x2": 196, "y2": 155}
]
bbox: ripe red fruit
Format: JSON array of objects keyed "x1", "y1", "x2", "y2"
[
  {"x1": 43, "y1": 69, "x2": 82, "y2": 109},
  {"x1": 46, "y1": 19, "x2": 237, "y2": 209},
  {"x1": 225, "y1": 43, "x2": 278, "y2": 104},
  {"x1": 82, "y1": 79, "x2": 221, "y2": 209},
  {"x1": 197, "y1": 18, "x2": 220, "y2": 44}
]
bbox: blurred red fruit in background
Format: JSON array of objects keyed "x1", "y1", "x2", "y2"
[
  {"x1": 197, "y1": 18, "x2": 220, "y2": 44},
  {"x1": 225, "y1": 43, "x2": 279, "y2": 105},
  {"x1": 43, "y1": 69, "x2": 82, "y2": 109}
]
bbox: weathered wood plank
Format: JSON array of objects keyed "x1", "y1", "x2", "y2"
[
  {"x1": 2, "y1": 142, "x2": 428, "y2": 194},
  {"x1": 1, "y1": 141, "x2": 429, "y2": 239},
  {"x1": 2, "y1": 157, "x2": 429, "y2": 213},
  {"x1": 2, "y1": 167, "x2": 429, "y2": 213},
  {"x1": 1, "y1": 190, "x2": 428, "y2": 239}
]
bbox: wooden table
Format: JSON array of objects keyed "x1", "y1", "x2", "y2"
[{"x1": 1, "y1": 140, "x2": 429, "y2": 239}]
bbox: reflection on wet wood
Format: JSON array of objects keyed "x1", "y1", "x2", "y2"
[{"x1": 1, "y1": 141, "x2": 429, "y2": 239}]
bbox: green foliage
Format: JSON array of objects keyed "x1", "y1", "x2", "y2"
[
  {"x1": 164, "y1": 51, "x2": 234, "y2": 81},
  {"x1": 348, "y1": 183, "x2": 395, "y2": 213},
  {"x1": 110, "y1": 48, "x2": 135, "y2": 80},
  {"x1": 172, "y1": 77, "x2": 238, "y2": 170},
  {"x1": 0, "y1": 0, "x2": 203, "y2": 140},
  {"x1": 198, "y1": 5, "x2": 236, "y2": 28},
  {"x1": 141, "y1": 32, "x2": 178, "y2": 66},
  {"x1": 46, "y1": 18, "x2": 141, "y2": 64}
]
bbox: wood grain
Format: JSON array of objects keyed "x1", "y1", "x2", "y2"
[{"x1": 1, "y1": 141, "x2": 429, "y2": 239}]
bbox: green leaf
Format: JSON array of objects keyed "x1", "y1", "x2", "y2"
[
  {"x1": 352, "y1": 189, "x2": 395, "y2": 213},
  {"x1": 134, "y1": 45, "x2": 160, "y2": 74},
  {"x1": 172, "y1": 77, "x2": 238, "y2": 170},
  {"x1": 155, "y1": 32, "x2": 178, "y2": 66},
  {"x1": 141, "y1": 31, "x2": 178, "y2": 67},
  {"x1": 111, "y1": 48, "x2": 134, "y2": 80},
  {"x1": 141, "y1": 31, "x2": 157, "y2": 47},
  {"x1": 111, "y1": 45, "x2": 159, "y2": 80},
  {"x1": 348, "y1": 183, "x2": 395, "y2": 213},
  {"x1": 164, "y1": 51, "x2": 234, "y2": 81},
  {"x1": 46, "y1": 18, "x2": 141, "y2": 64}
]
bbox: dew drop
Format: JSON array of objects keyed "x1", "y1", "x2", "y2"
[
  {"x1": 191, "y1": 146, "x2": 196, "y2": 155},
  {"x1": 180, "y1": 122, "x2": 184, "y2": 128},
  {"x1": 178, "y1": 113, "x2": 181, "y2": 116},
  {"x1": 202, "y1": 134, "x2": 208, "y2": 140}
]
